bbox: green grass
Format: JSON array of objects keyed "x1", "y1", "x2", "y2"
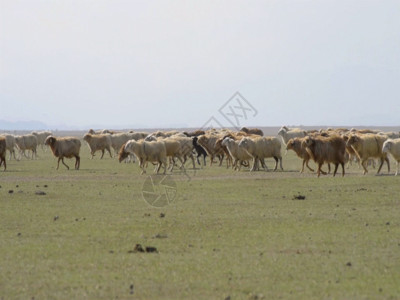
[{"x1": 1, "y1": 146, "x2": 400, "y2": 299}]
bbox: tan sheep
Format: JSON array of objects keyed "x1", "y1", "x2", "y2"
[
  {"x1": 346, "y1": 134, "x2": 390, "y2": 175},
  {"x1": 238, "y1": 136, "x2": 283, "y2": 171},
  {"x1": 83, "y1": 133, "x2": 113, "y2": 159},
  {"x1": 197, "y1": 134, "x2": 226, "y2": 166},
  {"x1": 0, "y1": 134, "x2": 17, "y2": 160},
  {"x1": 286, "y1": 137, "x2": 315, "y2": 173},
  {"x1": 124, "y1": 140, "x2": 167, "y2": 175},
  {"x1": 45, "y1": 136, "x2": 81, "y2": 170}
]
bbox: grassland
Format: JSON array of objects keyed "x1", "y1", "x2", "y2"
[{"x1": 0, "y1": 144, "x2": 399, "y2": 299}]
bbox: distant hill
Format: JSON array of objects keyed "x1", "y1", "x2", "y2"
[{"x1": 0, "y1": 120, "x2": 49, "y2": 131}]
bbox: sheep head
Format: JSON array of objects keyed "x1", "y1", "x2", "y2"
[{"x1": 45, "y1": 136, "x2": 56, "y2": 147}]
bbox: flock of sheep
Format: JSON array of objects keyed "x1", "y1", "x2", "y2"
[{"x1": 1, "y1": 126, "x2": 400, "y2": 177}]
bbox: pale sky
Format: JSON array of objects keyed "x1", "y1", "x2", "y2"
[{"x1": 1, "y1": 0, "x2": 399, "y2": 130}]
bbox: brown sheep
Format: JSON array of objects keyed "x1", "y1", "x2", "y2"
[
  {"x1": 240, "y1": 127, "x2": 264, "y2": 136},
  {"x1": 302, "y1": 135, "x2": 346, "y2": 177},
  {"x1": 183, "y1": 130, "x2": 206, "y2": 137},
  {"x1": 0, "y1": 137, "x2": 6, "y2": 171},
  {"x1": 118, "y1": 142, "x2": 130, "y2": 163},
  {"x1": 83, "y1": 133, "x2": 113, "y2": 159},
  {"x1": 45, "y1": 136, "x2": 81, "y2": 170}
]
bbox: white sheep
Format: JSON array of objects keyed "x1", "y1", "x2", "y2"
[
  {"x1": 221, "y1": 137, "x2": 252, "y2": 171},
  {"x1": 277, "y1": 126, "x2": 307, "y2": 145},
  {"x1": 15, "y1": 134, "x2": 38, "y2": 159},
  {"x1": 32, "y1": 131, "x2": 52, "y2": 150},
  {"x1": 382, "y1": 138, "x2": 400, "y2": 176}
]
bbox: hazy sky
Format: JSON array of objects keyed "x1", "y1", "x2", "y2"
[{"x1": 1, "y1": 0, "x2": 399, "y2": 129}]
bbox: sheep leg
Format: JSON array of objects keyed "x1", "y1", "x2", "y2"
[
  {"x1": 300, "y1": 160, "x2": 306, "y2": 173},
  {"x1": 273, "y1": 157, "x2": 278, "y2": 171},
  {"x1": 155, "y1": 161, "x2": 161, "y2": 174},
  {"x1": 177, "y1": 156, "x2": 185, "y2": 171},
  {"x1": 218, "y1": 154, "x2": 224, "y2": 167},
  {"x1": 341, "y1": 162, "x2": 345, "y2": 177},
  {"x1": 61, "y1": 157, "x2": 70, "y2": 170},
  {"x1": 395, "y1": 160, "x2": 399, "y2": 176},
  {"x1": 385, "y1": 157, "x2": 390, "y2": 173},
  {"x1": 75, "y1": 156, "x2": 80, "y2": 170},
  {"x1": 203, "y1": 155, "x2": 206, "y2": 166},
  {"x1": 251, "y1": 158, "x2": 258, "y2": 171},
  {"x1": 107, "y1": 147, "x2": 113, "y2": 158},
  {"x1": 140, "y1": 159, "x2": 147, "y2": 174},
  {"x1": 163, "y1": 159, "x2": 167, "y2": 174},
  {"x1": 190, "y1": 154, "x2": 196, "y2": 169},
  {"x1": 317, "y1": 163, "x2": 323, "y2": 177},
  {"x1": 376, "y1": 158, "x2": 385, "y2": 174},
  {"x1": 168, "y1": 157, "x2": 175, "y2": 172},
  {"x1": 361, "y1": 160, "x2": 369, "y2": 175},
  {"x1": 305, "y1": 160, "x2": 314, "y2": 172},
  {"x1": 333, "y1": 163, "x2": 339, "y2": 177},
  {"x1": 100, "y1": 149, "x2": 105, "y2": 159}
]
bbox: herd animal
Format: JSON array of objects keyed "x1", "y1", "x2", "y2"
[{"x1": 1, "y1": 126, "x2": 400, "y2": 177}]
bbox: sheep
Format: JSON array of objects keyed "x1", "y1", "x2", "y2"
[
  {"x1": 0, "y1": 134, "x2": 17, "y2": 160},
  {"x1": 0, "y1": 137, "x2": 6, "y2": 171},
  {"x1": 278, "y1": 126, "x2": 307, "y2": 145},
  {"x1": 238, "y1": 136, "x2": 283, "y2": 171},
  {"x1": 192, "y1": 136, "x2": 207, "y2": 166},
  {"x1": 45, "y1": 136, "x2": 81, "y2": 170},
  {"x1": 15, "y1": 134, "x2": 38, "y2": 159},
  {"x1": 302, "y1": 135, "x2": 346, "y2": 177},
  {"x1": 87, "y1": 129, "x2": 101, "y2": 135},
  {"x1": 222, "y1": 137, "x2": 252, "y2": 171},
  {"x1": 378, "y1": 131, "x2": 400, "y2": 139},
  {"x1": 346, "y1": 134, "x2": 390, "y2": 175},
  {"x1": 152, "y1": 130, "x2": 180, "y2": 138},
  {"x1": 350, "y1": 128, "x2": 380, "y2": 134},
  {"x1": 286, "y1": 137, "x2": 315, "y2": 173},
  {"x1": 167, "y1": 136, "x2": 196, "y2": 169},
  {"x1": 143, "y1": 135, "x2": 186, "y2": 171},
  {"x1": 109, "y1": 133, "x2": 134, "y2": 155},
  {"x1": 382, "y1": 138, "x2": 400, "y2": 176},
  {"x1": 83, "y1": 133, "x2": 113, "y2": 159},
  {"x1": 31, "y1": 131, "x2": 52, "y2": 150},
  {"x1": 183, "y1": 130, "x2": 206, "y2": 137},
  {"x1": 197, "y1": 134, "x2": 226, "y2": 166},
  {"x1": 240, "y1": 127, "x2": 264, "y2": 136},
  {"x1": 123, "y1": 140, "x2": 167, "y2": 175}
]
